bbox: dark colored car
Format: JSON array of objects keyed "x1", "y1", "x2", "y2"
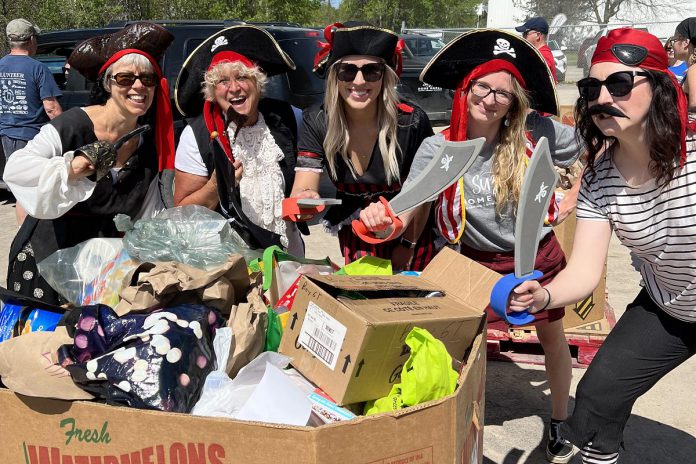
[{"x1": 399, "y1": 33, "x2": 452, "y2": 123}]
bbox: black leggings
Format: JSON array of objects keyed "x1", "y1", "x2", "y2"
[{"x1": 562, "y1": 289, "x2": 696, "y2": 453}]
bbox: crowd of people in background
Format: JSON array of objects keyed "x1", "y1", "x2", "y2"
[{"x1": 0, "y1": 13, "x2": 695, "y2": 464}]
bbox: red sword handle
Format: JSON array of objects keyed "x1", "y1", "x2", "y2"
[{"x1": 351, "y1": 196, "x2": 404, "y2": 244}]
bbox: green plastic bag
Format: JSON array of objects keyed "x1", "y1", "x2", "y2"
[
  {"x1": 335, "y1": 255, "x2": 393, "y2": 276},
  {"x1": 265, "y1": 307, "x2": 283, "y2": 352},
  {"x1": 364, "y1": 327, "x2": 458, "y2": 415}
]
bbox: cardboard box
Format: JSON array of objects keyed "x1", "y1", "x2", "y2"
[
  {"x1": 279, "y1": 248, "x2": 493, "y2": 405},
  {"x1": 553, "y1": 212, "x2": 607, "y2": 329},
  {"x1": 0, "y1": 316, "x2": 487, "y2": 464}
]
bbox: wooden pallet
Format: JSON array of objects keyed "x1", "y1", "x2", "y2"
[{"x1": 486, "y1": 301, "x2": 617, "y2": 368}]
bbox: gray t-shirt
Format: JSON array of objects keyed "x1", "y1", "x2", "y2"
[{"x1": 404, "y1": 112, "x2": 581, "y2": 252}]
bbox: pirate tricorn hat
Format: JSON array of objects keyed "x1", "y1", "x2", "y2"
[
  {"x1": 68, "y1": 22, "x2": 173, "y2": 81},
  {"x1": 174, "y1": 25, "x2": 296, "y2": 117},
  {"x1": 420, "y1": 29, "x2": 558, "y2": 115},
  {"x1": 313, "y1": 23, "x2": 405, "y2": 78}
]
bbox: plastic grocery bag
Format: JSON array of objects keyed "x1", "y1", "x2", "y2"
[
  {"x1": 364, "y1": 327, "x2": 458, "y2": 415},
  {"x1": 37, "y1": 238, "x2": 139, "y2": 307},
  {"x1": 116, "y1": 205, "x2": 260, "y2": 268},
  {"x1": 335, "y1": 255, "x2": 392, "y2": 276}
]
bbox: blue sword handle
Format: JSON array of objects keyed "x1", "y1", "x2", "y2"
[{"x1": 489, "y1": 270, "x2": 543, "y2": 325}]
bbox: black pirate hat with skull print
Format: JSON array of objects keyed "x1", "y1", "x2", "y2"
[
  {"x1": 420, "y1": 29, "x2": 558, "y2": 115},
  {"x1": 175, "y1": 25, "x2": 296, "y2": 117}
]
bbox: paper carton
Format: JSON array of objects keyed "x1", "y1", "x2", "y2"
[
  {"x1": 0, "y1": 316, "x2": 487, "y2": 464},
  {"x1": 279, "y1": 248, "x2": 494, "y2": 405}
]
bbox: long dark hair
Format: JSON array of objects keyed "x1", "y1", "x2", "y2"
[{"x1": 575, "y1": 69, "x2": 682, "y2": 187}]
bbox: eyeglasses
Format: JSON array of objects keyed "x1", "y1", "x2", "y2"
[
  {"x1": 469, "y1": 81, "x2": 515, "y2": 105},
  {"x1": 610, "y1": 44, "x2": 648, "y2": 66},
  {"x1": 522, "y1": 30, "x2": 539, "y2": 39},
  {"x1": 216, "y1": 76, "x2": 250, "y2": 89},
  {"x1": 109, "y1": 72, "x2": 158, "y2": 87},
  {"x1": 577, "y1": 71, "x2": 651, "y2": 101},
  {"x1": 336, "y1": 62, "x2": 385, "y2": 82}
]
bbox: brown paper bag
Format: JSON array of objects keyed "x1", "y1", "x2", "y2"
[
  {"x1": 225, "y1": 276, "x2": 268, "y2": 378},
  {"x1": 115, "y1": 254, "x2": 250, "y2": 317},
  {"x1": 0, "y1": 327, "x2": 93, "y2": 400}
]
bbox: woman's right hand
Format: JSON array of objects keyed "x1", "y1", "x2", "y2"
[
  {"x1": 510, "y1": 280, "x2": 548, "y2": 313},
  {"x1": 359, "y1": 201, "x2": 394, "y2": 233},
  {"x1": 290, "y1": 188, "x2": 321, "y2": 221},
  {"x1": 68, "y1": 155, "x2": 96, "y2": 182}
]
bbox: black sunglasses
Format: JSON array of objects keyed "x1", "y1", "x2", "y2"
[
  {"x1": 577, "y1": 71, "x2": 651, "y2": 101},
  {"x1": 109, "y1": 72, "x2": 158, "y2": 87},
  {"x1": 336, "y1": 62, "x2": 385, "y2": 82}
]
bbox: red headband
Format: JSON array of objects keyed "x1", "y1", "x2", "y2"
[
  {"x1": 591, "y1": 28, "x2": 693, "y2": 167},
  {"x1": 448, "y1": 60, "x2": 526, "y2": 142},
  {"x1": 208, "y1": 51, "x2": 255, "y2": 70},
  {"x1": 99, "y1": 48, "x2": 174, "y2": 171}
]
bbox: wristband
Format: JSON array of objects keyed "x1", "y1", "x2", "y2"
[
  {"x1": 399, "y1": 237, "x2": 417, "y2": 249},
  {"x1": 539, "y1": 287, "x2": 552, "y2": 312}
]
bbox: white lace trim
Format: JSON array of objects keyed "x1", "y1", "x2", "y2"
[{"x1": 229, "y1": 113, "x2": 290, "y2": 247}]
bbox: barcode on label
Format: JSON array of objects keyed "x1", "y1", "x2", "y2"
[{"x1": 298, "y1": 301, "x2": 347, "y2": 370}]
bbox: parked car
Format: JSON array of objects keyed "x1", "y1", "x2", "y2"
[
  {"x1": 548, "y1": 39, "x2": 567, "y2": 82},
  {"x1": 399, "y1": 33, "x2": 453, "y2": 123}
]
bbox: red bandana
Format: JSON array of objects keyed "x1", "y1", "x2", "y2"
[
  {"x1": 591, "y1": 28, "x2": 695, "y2": 167},
  {"x1": 99, "y1": 48, "x2": 175, "y2": 171}
]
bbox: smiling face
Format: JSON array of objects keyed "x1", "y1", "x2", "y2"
[
  {"x1": 335, "y1": 55, "x2": 384, "y2": 112},
  {"x1": 212, "y1": 66, "x2": 261, "y2": 123},
  {"x1": 106, "y1": 59, "x2": 156, "y2": 118},
  {"x1": 466, "y1": 70, "x2": 515, "y2": 130},
  {"x1": 586, "y1": 62, "x2": 653, "y2": 138}
]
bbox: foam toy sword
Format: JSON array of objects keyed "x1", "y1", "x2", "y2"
[
  {"x1": 351, "y1": 137, "x2": 485, "y2": 243},
  {"x1": 489, "y1": 137, "x2": 558, "y2": 325}
]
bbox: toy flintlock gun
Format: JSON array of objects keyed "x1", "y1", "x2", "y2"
[
  {"x1": 74, "y1": 125, "x2": 151, "y2": 180},
  {"x1": 489, "y1": 137, "x2": 559, "y2": 325},
  {"x1": 350, "y1": 137, "x2": 485, "y2": 244}
]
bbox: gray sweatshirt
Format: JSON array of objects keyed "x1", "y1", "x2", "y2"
[{"x1": 403, "y1": 112, "x2": 581, "y2": 252}]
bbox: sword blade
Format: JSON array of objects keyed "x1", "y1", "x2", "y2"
[
  {"x1": 514, "y1": 137, "x2": 559, "y2": 278},
  {"x1": 389, "y1": 137, "x2": 485, "y2": 215}
]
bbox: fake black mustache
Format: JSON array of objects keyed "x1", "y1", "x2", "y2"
[{"x1": 588, "y1": 104, "x2": 629, "y2": 119}]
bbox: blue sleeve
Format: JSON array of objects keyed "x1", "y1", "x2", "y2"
[{"x1": 36, "y1": 62, "x2": 62, "y2": 99}]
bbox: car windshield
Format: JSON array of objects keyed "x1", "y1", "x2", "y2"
[
  {"x1": 404, "y1": 37, "x2": 445, "y2": 57},
  {"x1": 548, "y1": 40, "x2": 560, "y2": 51}
]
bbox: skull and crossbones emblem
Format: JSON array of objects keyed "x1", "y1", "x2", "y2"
[
  {"x1": 534, "y1": 182, "x2": 549, "y2": 203},
  {"x1": 211, "y1": 36, "x2": 228, "y2": 52},
  {"x1": 440, "y1": 154, "x2": 453, "y2": 172},
  {"x1": 493, "y1": 39, "x2": 516, "y2": 58}
]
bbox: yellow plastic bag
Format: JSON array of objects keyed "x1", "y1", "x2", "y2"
[
  {"x1": 335, "y1": 255, "x2": 392, "y2": 276},
  {"x1": 364, "y1": 327, "x2": 458, "y2": 415}
]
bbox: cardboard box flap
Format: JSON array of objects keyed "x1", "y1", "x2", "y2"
[
  {"x1": 306, "y1": 274, "x2": 442, "y2": 293},
  {"x1": 421, "y1": 247, "x2": 501, "y2": 312},
  {"x1": 340, "y1": 297, "x2": 483, "y2": 324}
]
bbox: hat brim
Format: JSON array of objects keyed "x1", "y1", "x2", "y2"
[
  {"x1": 175, "y1": 25, "x2": 296, "y2": 117},
  {"x1": 419, "y1": 29, "x2": 558, "y2": 115}
]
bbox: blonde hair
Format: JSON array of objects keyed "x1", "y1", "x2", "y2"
[
  {"x1": 323, "y1": 61, "x2": 401, "y2": 184},
  {"x1": 202, "y1": 61, "x2": 268, "y2": 101},
  {"x1": 489, "y1": 74, "x2": 531, "y2": 216}
]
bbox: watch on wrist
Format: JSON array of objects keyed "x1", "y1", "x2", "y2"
[{"x1": 399, "y1": 237, "x2": 417, "y2": 249}]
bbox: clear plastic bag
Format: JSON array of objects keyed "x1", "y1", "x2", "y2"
[
  {"x1": 116, "y1": 205, "x2": 260, "y2": 268},
  {"x1": 37, "y1": 238, "x2": 139, "y2": 307}
]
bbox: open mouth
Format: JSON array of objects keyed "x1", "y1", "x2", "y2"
[
  {"x1": 349, "y1": 88, "x2": 369, "y2": 99},
  {"x1": 229, "y1": 96, "x2": 247, "y2": 107},
  {"x1": 127, "y1": 94, "x2": 146, "y2": 104}
]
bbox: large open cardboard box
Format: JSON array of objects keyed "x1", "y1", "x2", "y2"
[{"x1": 0, "y1": 249, "x2": 489, "y2": 464}]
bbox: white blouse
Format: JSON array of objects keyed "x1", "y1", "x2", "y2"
[{"x1": 4, "y1": 112, "x2": 164, "y2": 220}]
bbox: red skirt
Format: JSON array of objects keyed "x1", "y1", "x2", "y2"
[{"x1": 460, "y1": 232, "x2": 567, "y2": 325}]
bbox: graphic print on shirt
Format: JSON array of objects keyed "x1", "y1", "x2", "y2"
[
  {"x1": 0, "y1": 72, "x2": 29, "y2": 115},
  {"x1": 466, "y1": 170, "x2": 495, "y2": 210}
]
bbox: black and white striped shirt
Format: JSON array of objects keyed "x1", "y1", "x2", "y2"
[{"x1": 577, "y1": 135, "x2": 696, "y2": 323}]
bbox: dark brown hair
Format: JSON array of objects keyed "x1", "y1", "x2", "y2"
[{"x1": 575, "y1": 70, "x2": 682, "y2": 187}]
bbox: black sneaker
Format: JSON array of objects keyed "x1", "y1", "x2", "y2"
[
  {"x1": 546, "y1": 437, "x2": 574, "y2": 463},
  {"x1": 546, "y1": 419, "x2": 574, "y2": 463}
]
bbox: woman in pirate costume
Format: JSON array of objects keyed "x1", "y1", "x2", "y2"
[
  {"x1": 358, "y1": 30, "x2": 582, "y2": 463},
  {"x1": 4, "y1": 22, "x2": 175, "y2": 305},
  {"x1": 174, "y1": 26, "x2": 303, "y2": 255},
  {"x1": 290, "y1": 23, "x2": 434, "y2": 270}
]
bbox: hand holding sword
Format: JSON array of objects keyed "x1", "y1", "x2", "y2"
[
  {"x1": 351, "y1": 137, "x2": 485, "y2": 243},
  {"x1": 489, "y1": 137, "x2": 559, "y2": 325}
]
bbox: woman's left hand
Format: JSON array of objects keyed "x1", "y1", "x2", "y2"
[{"x1": 233, "y1": 160, "x2": 243, "y2": 187}]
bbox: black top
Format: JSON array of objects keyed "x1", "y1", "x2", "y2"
[
  {"x1": 296, "y1": 100, "x2": 433, "y2": 227},
  {"x1": 14, "y1": 107, "x2": 159, "y2": 263}
]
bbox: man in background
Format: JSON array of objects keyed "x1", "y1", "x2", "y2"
[{"x1": 516, "y1": 16, "x2": 557, "y2": 82}]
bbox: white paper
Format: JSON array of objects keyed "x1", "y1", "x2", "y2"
[
  {"x1": 236, "y1": 362, "x2": 312, "y2": 426},
  {"x1": 298, "y1": 301, "x2": 347, "y2": 370}
]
